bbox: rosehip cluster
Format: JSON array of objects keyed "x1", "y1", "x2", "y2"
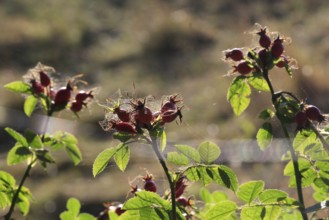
[
  {"x1": 101, "y1": 94, "x2": 183, "y2": 135},
  {"x1": 295, "y1": 104, "x2": 326, "y2": 130},
  {"x1": 25, "y1": 64, "x2": 94, "y2": 114},
  {"x1": 224, "y1": 26, "x2": 292, "y2": 75}
]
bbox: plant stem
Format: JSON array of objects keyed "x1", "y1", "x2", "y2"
[
  {"x1": 5, "y1": 158, "x2": 37, "y2": 220},
  {"x1": 263, "y1": 69, "x2": 307, "y2": 220},
  {"x1": 150, "y1": 136, "x2": 176, "y2": 220}
]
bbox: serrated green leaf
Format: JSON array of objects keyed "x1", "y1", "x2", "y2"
[
  {"x1": 5, "y1": 127, "x2": 28, "y2": 146},
  {"x1": 4, "y1": 81, "x2": 31, "y2": 93},
  {"x1": 17, "y1": 193, "x2": 30, "y2": 216},
  {"x1": 184, "y1": 166, "x2": 212, "y2": 185},
  {"x1": 93, "y1": 147, "x2": 117, "y2": 177},
  {"x1": 123, "y1": 191, "x2": 171, "y2": 210},
  {"x1": 248, "y1": 73, "x2": 270, "y2": 92},
  {"x1": 293, "y1": 129, "x2": 318, "y2": 152},
  {"x1": 24, "y1": 95, "x2": 38, "y2": 117},
  {"x1": 284, "y1": 158, "x2": 311, "y2": 176},
  {"x1": 241, "y1": 206, "x2": 265, "y2": 220},
  {"x1": 315, "y1": 160, "x2": 329, "y2": 172},
  {"x1": 114, "y1": 144, "x2": 130, "y2": 171},
  {"x1": 237, "y1": 180, "x2": 264, "y2": 204},
  {"x1": 175, "y1": 145, "x2": 201, "y2": 163},
  {"x1": 205, "y1": 201, "x2": 237, "y2": 220},
  {"x1": 227, "y1": 76, "x2": 251, "y2": 116},
  {"x1": 198, "y1": 141, "x2": 221, "y2": 164},
  {"x1": 25, "y1": 129, "x2": 43, "y2": 149},
  {"x1": 35, "y1": 149, "x2": 55, "y2": 168},
  {"x1": 0, "y1": 171, "x2": 16, "y2": 187},
  {"x1": 259, "y1": 189, "x2": 288, "y2": 203},
  {"x1": 65, "y1": 144, "x2": 82, "y2": 165},
  {"x1": 167, "y1": 152, "x2": 189, "y2": 166},
  {"x1": 258, "y1": 109, "x2": 275, "y2": 120},
  {"x1": 7, "y1": 143, "x2": 32, "y2": 165},
  {"x1": 256, "y1": 122, "x2": 273, "y2": 151},
  {"x1": 209, "y1": 165, "x2": 239, "y2": 192}
]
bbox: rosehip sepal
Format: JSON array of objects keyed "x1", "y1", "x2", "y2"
[{"x1": 257, "y1": 28, "x2": 271, "y2": 48}]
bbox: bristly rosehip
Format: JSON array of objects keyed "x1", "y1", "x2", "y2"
[
  {"x1": 271, "y1": 36, "x2": 284, "y2": 58},
  {"x1": 161, "y1": 108, "x2": 183, "y2": 124},
  {"x1": 295, "y1": 111, "x2": 308, "y2": 130},
  {"x1": 110, "y1": 120, "x2": 137, "y2": 134},
  {"x1": 54, "y1": 82, "x2": 73, "y2": 105},
  {"x1": 70, "y1": 100, "x2": 84, "y2": 113},
  {"x1": 161, "y1": 94, "x2": 182, "y2": 113},
  {"x1": 175, "y1": 176, "x2": 187, "y2": 198},
  {"x1": 75, "y1": 91, "x2": 93, "y2": 103},
  {"x1": 234, "y1": 61, "x2": 253, "y2": 75},
  {"x1": 39, "y1": 71, "x2": 51, "y2": 87},
  {"x1": 257, "y1": 28, "x2": 271, "y2": 48},
  {"x1": 305, "y1": 105, "x2": 325, "y2": 123},
  {"x1": 113, "y1": 107, "x2": 131, "y2": 122},
  {"x1": 131, "y1": 99, "x2": 153, "y2": 124},
  {"x1": 225, "y1": 48, "x2": 244, "y2": 61},
  {"x1": 143, "y1": 174, "x2": 157, "y2": 192},
  {"x1": 276, "y1": 55, "x2": 288, "y2": 68},
  {"x1": 31, "y1": 79, "x2": 45, "y2": 94}
]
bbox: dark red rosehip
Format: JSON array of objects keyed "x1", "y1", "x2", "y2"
[
  {"x1": 258, "y1": 49, "x2": 269, "y2": 67},
  {"x1": 143, "y1": 174, "x2": 157, "y2": 192},
  {"x1": 161, "y1": 109, "x2": 183, "y2": 124},
  {"x1": 295, "y1": 111, "x2": 308, "y2": 130},
  {"x1": 257, "y1": 28, "x2": 271, "y2": 48},
  {"x1": 276, "y1": 55, "x2": 288, "y2": 68},
  {"x1": 31, "y1": 80, "x2": 45, "y2": 94},
  {"x1": 271, "y1": 36, "x2": 284, "y2": 58},
  {"x1": 234, "y1": 61, "x2": 253, "y2": 75},
  {"x1": 113, "y1": 107, "x2": 131, "y2": 122},
  {"x1": 111, "y1": 121, "x2": 137, "y2": 134},
  {"x1": 175, "y1": 176, "x2": 187, "y2": 198},
  {"x1": 70, "y1": 101, "x2": 83, "y2": 112},
  {"x1": 75, "y1": 91, "x2": 93, "y2": 103},
  {"x1": 54, "y1": 87, "x2": 71, "y2": 105},
  {"x1": 225, "y1": 48, "x2": 244, "y2": 61},
  {"x1": 176, "y1": 197, "x2": 189, "y2": 207},
  {"x1": 305, "y1": 105, "x2": 325, "y2": 123},
  {"x1": 134, "y1": 107, "x2": 153, "y2": 124},
  {"x1": 115, "y1": 205, "x2": 125, "y2": 216},
  {"x1": 161, "y1": 95, "x2": 182, "y2": 113},
  {"x1": 39, "y1": 71, "x2": 51, "y2": 87}
]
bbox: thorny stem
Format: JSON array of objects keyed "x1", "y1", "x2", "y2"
[
  {"x1": 263, "y1": 69, "x2": 308, "y2": 220},
  {"x1": 4, "y1": 158, "x2": 37, "y2": 220},
  {"x1": 149, "y1": 135, "x2": 177, "y2": 220}
]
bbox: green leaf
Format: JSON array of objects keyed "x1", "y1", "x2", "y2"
[
  {"x1": 248, "y1": 72, "x2": 270, "y2": 92},
  {"x1": 175, "y1": 145, "x2": 201, "y2": 163},
  {"x1": 198, "y1": 141, "x2": 221, "y2": 164},
  {"x1": 237, "y1": 180, "x2": 264, "y2": 204},
  {"x1": 284, "y1": 158, "x2": 317, "y2": 187},
  {"x1": 113, "y1": 132, "x2": 132, "y2": 143},
  {"x1": 114, "y1": 144, "x2": 130, "y2": 171},
  {"x1": 256, "y1": 122, "x2": 273, "y2": 151},
  {"x1": 160, "y1": 130, "x2": 167, "y2": 152},
  {"x1": 119, "y1": 207, "x2": 170, "y2": 220},
  {"x1": 123, "y1": 191, "x2": 171, "y2": 210},
  {"x1": 67, "y1": 198, "x2": 81, "y2": 216},
  {"x1": 7, "y1": 143, "x2": 32, "y2": 165},
  {"x1": 293, "y1": 129, "x2": 318, "y2": 152},
  {"x1": 184, "y1": 166, "x2": 212, "y2": 185},
  {"x1": 25, "y1": 129, "x2": 43, "y2": 149},
  {"x1": 93, "y1": 147, "x2": 117, "y2": 177},
  {"x1": 5, "y1": 127, "x2": 28, "y2": 146},
  {"x1": 0, "y1": 192, "x2": 10, "y2": 209},
  {"x1": 209, "y1": 165, "x2": 239, "y2": 192},
  {"x1": 35, "y1": 149, "x2": 55, "y2": 168},
  {"x1": 65, "y1": 143, "x2": 82, "y2": 165},
  {"x1": 205, "y1": 201, "x2": 237, "y2": 220},
  {"x1": 0, "y1": 171, "x2": 16, "y2": 187},
  {"x1": 17, "y1": 193, "x2": 30, "y2": 216},
  {"x1": 79, "y1": 213, "x2": 96, "y2": 220},
  {"x1": 167, "y1": 152, "x2": 189, "y2": 166},
  {"x1": 241, "y1": 206, "x2": 265, "y2": 220},
  {"x1": 227, "y1": 76, "x2": 251, "y2": 116},
  {"x1": 259, "y1": 189, "x2": 288, "y2": 203},
  {"x1": 4, "y1": 81, "x2": 31, "y2": 93},
  {"x1": 258, "y1": 109, "x2": 275, "y2": 120},
  {"x1": 24, "y1": 95, "x2": 38, "y2": 117},
  {"x1": 199, "y1": 187, "x2": 213, "y2": 203}
]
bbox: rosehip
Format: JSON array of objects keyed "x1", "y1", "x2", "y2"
[
  {"x1": 161, "y1": 109, "x2": 183, "y2": 124},
  {"x1": 175, "y1": 176, "x2": 187, "y2": 198},
  {"x1": 295, "y1": 111, "x2": 308, "y2": 130},
  {"x1": 271, "y1": 36, "x2": 284, "y2": 58},
  {"x1": 54, "y1": 82, "x2": 73, "y2": 105},
  {"x1": 131, "y1": 100, "x2": 153, "y2": 124},
  {"x1": 70, "y1": 100, "x2": 83, "y2": 112},
  {"x1": 305, "y1": 105, "x2": 325, "y2": 123},
  {"x1": 161, "y1": 95, "x2": 182, "y2": 113},
  {"x1": 113, "y1": 107, "x2": 131, "y2": 122},
  {"x1": 75, "y1": 91, "x2": 93, "y2": 103},
  {"x1": 143, "y1": 174, "x2": 157, "y2": 192},
  {"x1": 257, "y1": 28, "x2": 271, "y2": 48},
  {"x1": 234, "y1": 61, "x2": 253, "y2": 75},
  {"x1": 176, "y1": 197, "x2": 189, "y2": 207},
  {"x1": 110, "y1": 121, "x2": 137, "y2": 134},
  {"x1": 39, "y1": 71, "x2": 51, "y2": 87},
  {"x1": 225, "y1": 48, "x2": 244, "y2": 61},
  {"x1": 115, "y1": 205, "x2": 125, "y2": 216},
  {"x1": 276, "y1": 55, "x2": 288, "y2": 68},
  {"x1": 31, "y1": 80, "x2": 45, "y2": 94}
]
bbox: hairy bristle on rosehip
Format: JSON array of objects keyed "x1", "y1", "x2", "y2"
[
  {"x1": 234, "y1": 61, "x2": 253, "y2": 75},
  {"x1": 257, "y1": 28, "x2": 271, "y2": 48},
  {"x1": 143, "y1": 174, "x2": 157, "y2": 192},
  {"x1": 39, "y1": 71, "x2": 51, "y2": 87},
  {"x1": 271, "y1": 36, "x2": 284, "y2": 58},
  {"x1": 305, "y1": 105, "x2": 325, "y2": 123},
  {"x1": 225, "y1": 48, "x2": 244, "y2": 61}
]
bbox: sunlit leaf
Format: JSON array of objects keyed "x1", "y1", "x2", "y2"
[
  {"x1": 248, "y1": 72, "x2": 270, "y2": 92},
  {"x1": 198, "y1": 141, "x2": 221, "y2": 164},
  {"x1": 209, "y1": 165, "x2": 239, "y2": 192},
  {"x1": 24, "y1": 95, "x2": 38, "y2": 117},
  {"x1": 256, "y1": 122, "x2": 273, "y2": 151},
  {"x1": 259, "y1": 189, "x2": 288, "y2": 203},
  {"x1": 114, "y1": 144, "x2": 130, "y2": 171},
  {"x1": 65, "y1": 144, "x2": 82, "y2": 165},
  {"x1": 25, "y1": 129, "x2": 43, "y2": 149},
  {"x1": 258, "y1": 109, "x2": 275, "y2": 120},
  {"x1": 227, "y1": 76, "x2": 251, "y2": 116},
  {"x1": 205, "y1": 201, "x2": 237, "y2": 220},
  {"x1": 237, "y1": 180, "x2": 264, "y2": 204},
  {"x1": 7, "y1": 143, "x2": 32, "y2": 165},
  {"x1": 93, "y1": 147, "x2": 117, "y2": 177},
  {"x1": 123, "y1": 191, "x2": 171, "y2": 210},
  {"x1": 167, "y1": 152, "x2": 189, "y2": 166},
  {"x1": 5, "y1": 127, "x2": 28, "y2": 146},
  {"x1": 175, "y1": 145, "x2": 201, "y2": 163},
  {"x1": 4, "y1": 81, "x2": 31, "y2": 93}
]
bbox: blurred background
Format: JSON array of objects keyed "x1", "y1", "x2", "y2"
[{"x1": 1, "y1": 0, "x2": 329, "y2": 219}]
